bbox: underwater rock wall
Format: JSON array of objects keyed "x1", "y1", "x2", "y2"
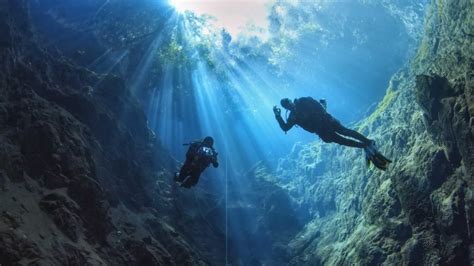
[
  {"x1": 276, "y1": 0, "x2": 473, "y2": 264},
  {"x1": 0, "y1": 1, "x2": 220, "y2": 264},
  {"x1": 0, "y1": 0, "x2": 471, "y2": 265}
]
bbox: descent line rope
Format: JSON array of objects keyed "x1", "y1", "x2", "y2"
[{"x1": 225, "y1": 153, "x2": 228, "y2": 265}]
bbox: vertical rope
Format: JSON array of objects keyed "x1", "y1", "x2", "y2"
[{"x1": 225, "y1": 154, "x2": 228, "y2": 265}]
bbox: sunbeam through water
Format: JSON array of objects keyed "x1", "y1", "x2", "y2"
[{"x1": 14, "y1": 0, "x2": 454, "y2": 265}]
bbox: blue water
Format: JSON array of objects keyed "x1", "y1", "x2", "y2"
[
  {"x1": 136, "y1": 2, "x2": 423, "y2": 262},
  {"x1": 28, "y1": 0, "x2": 428, "y2": 263}
]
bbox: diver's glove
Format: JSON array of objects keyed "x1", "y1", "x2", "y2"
[{"x1": 273, "y1": 106, "x2": 281, "y2": 117}]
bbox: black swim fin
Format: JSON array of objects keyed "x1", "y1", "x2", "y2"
[
  {"x1": 364, "y1": 141, "x2": 392, "y2": 171},
  {"x1": 371, "y1": 153, "x2": 391, "y2": 170}
]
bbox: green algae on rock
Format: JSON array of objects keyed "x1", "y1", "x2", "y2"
[{"x1": 277, "y1": 0, "x2": 473, "y2": 264}]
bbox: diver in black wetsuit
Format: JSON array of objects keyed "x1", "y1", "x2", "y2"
[
  {"x1": 273, "y1": 97, "x2": 391, "y2": 170},
  {"x1": 174, "y1": 136, "x2": 219, "y2": 188}
]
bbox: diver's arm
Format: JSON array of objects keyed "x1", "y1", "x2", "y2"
[
  {"x1": 212, "y1": 150, "x2": 219, "y2": 168},
  {"x1": 276, "y1": 114, "x2": 295, "y2": 132},
  {"x1": 211, "y1": 148, "x2": 219, "y2": 168},
  {"x1": 273, "y1": 106, "x2": 294, "y2": 132}
]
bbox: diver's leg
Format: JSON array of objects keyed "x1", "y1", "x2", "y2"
[
  {"x1": 183, "y1": 173, "x2": 200, "y2": 187},
  {"x1": 189, "y1": 173, "x2": 200, "y2": 187},
  {"x1": 335, "y1": 125, "x2": 371, "y2": 146},
  {"x1": 330, "y1": 133, "x2": 367, "y2": 148},
  {"x1": 177, "y1": 160, "x2": 192, "y2": 182}
]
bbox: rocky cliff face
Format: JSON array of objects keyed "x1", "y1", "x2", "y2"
[
  {"x1": 0, "y1": 1, "x2": 224, "y2": 264},
  {"x1": 1, "y1": 0, "x2": 472, "y2": 265},
  {"x1": 270, "y1": 0, "x2": 473, "y2": 264}
]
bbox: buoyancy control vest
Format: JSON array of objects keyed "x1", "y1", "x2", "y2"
[{"x1": 292, "y1": 97, "x2": 329, "y2": 134}]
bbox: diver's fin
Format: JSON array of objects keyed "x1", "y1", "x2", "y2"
[
  {"x1": 368, "y1": 152, "x2": 391, "y2": 171},
  {"x1": 364, "y1": 141, "x2": 392, "y2": 171},
  {"x1": 376, "y1": 152, "x2": 392, "y2": 163}
]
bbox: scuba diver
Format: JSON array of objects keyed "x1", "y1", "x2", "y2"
[
  {"x1": 174, "y1": 136, "x2": 219, "y2": 188},
  {"x1": 273, "y1": 97, "x2": 391, "y2": 170}
]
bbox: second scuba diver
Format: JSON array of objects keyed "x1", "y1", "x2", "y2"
[
  {"x1": 273, "y1": 97, "x2": 392, "y2": 170},
  {"x1": 174, "y1": 136, "x2": 219, "y2": 188}
]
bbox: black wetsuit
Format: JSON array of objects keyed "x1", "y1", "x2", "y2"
[
  {"x1": 177, "y1": 141, "x2": 218, "y2": 187},
  {"x1": 276, "y1": 97, "x2": 370, "y2": 148}
]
